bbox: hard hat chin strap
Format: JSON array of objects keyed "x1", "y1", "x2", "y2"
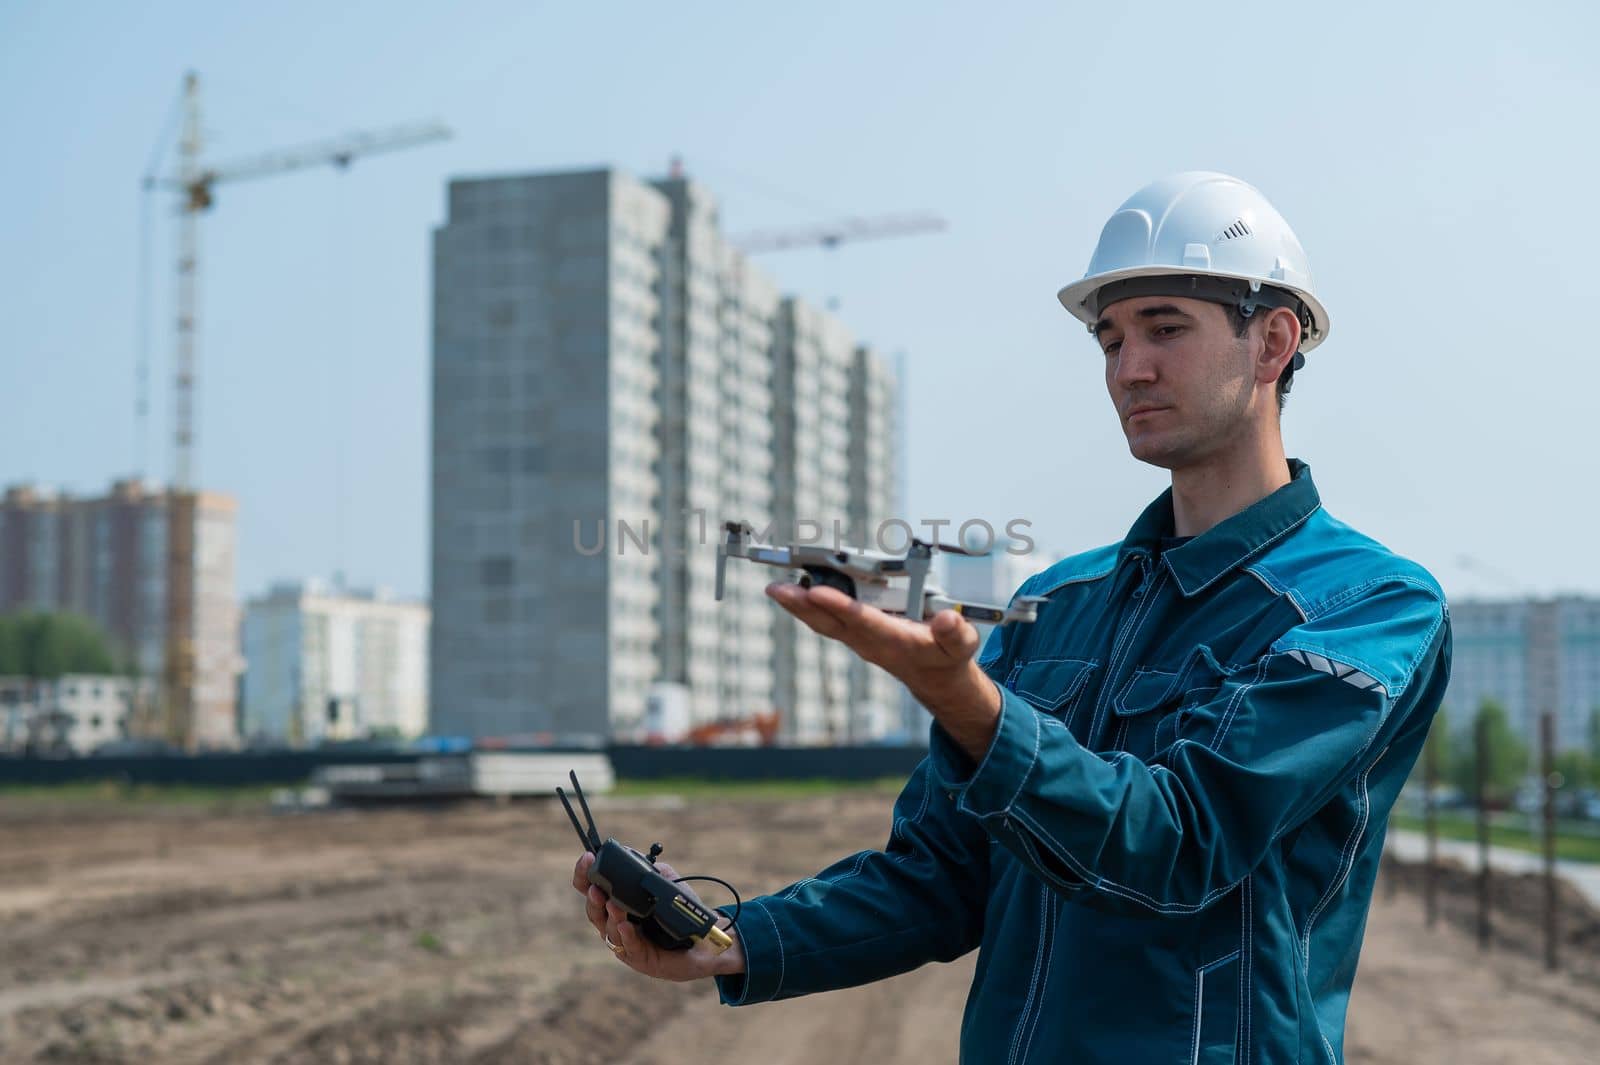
[{"x1": 1088, "y1": 274, "x2": 1316, "y2": 354}]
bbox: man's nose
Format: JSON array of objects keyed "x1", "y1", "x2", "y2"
[{"x1": 1112, "y1": 336, "x2": 1159, "y2": 389}]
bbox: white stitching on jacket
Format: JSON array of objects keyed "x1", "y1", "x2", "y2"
[
  {"x1": 1008, "y1": 801, "x2": 1241, "y2": 914},
  {"x1": 1088, "y1": 568, "x2": 1169, "y2": 743},
  {"x1": 1302, "y1": 747, "x2": 1382, "y2": 969},
  {"x1": 1007, "y1": 884, "x2": 1050, "y2": 1065},
  {"x1": 1012, "y1": 657, "x2": 1099, "y2": 713},
  {"x1": 1212, "y1": 656, "x2": 1271, "y2": 749},
  {"x1": 1243, "y1": 875, "x2": 1254, "y2": 1060},
  {"x1": 1016, "y1": 889, "x2": 1059, "y2": 1065},
  {"x1": 1032, "y1": 563, "x2": 1118, "y2": 598},
  {"x1": 1191, "y1": 948, "x2": 1242, "y2": 1065},
  {"x1": 1176, "y1": 503, "x2": 1320, "y2": 597},
  {"x1": 1002, "y1": 707, "x2": 1043, "y2": 812}
]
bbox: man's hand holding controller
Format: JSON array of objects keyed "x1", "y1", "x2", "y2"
[{"x1": 572, "y1": 851, "x2": 746, "y2": 981}]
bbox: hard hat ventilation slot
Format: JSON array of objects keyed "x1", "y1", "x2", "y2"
[{"x1": 1216, "y1": 219, "x2": 1252, "y2": 242}]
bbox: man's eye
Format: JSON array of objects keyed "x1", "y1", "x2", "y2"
[
  {"x1": 1102, "y1": 341, "x2": 1121, "y2": 357},
  {"x1": 1154, "y1": 325, "x2": 1183, "y2": 338}
]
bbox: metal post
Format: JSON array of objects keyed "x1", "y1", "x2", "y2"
[
  {"x1": 1475, "y1": 713, "x2": 1491, "y2": 951},
  {"x1": 1424, "y1": 726, "x2": 1438, "y2": 928},
  {"x1": 1541, "y1": 710, "x2": 1559, "y2": 971}
]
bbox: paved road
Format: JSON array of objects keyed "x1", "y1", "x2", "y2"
[{"x1": 1385, "y1": 827, "x2": 1600, "y2": 907}]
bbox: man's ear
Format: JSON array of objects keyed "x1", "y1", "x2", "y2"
[{"x1": 1256, "y1": 306, "x2": 1302, "y2": 386}]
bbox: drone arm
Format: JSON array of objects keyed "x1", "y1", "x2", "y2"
[
  {"x1": 903, "y1": 551, "x2": 931, "y2": 622},
  {"x1": 716, "y1": 522, "x2": 754, "y2": 601},
  {"x1": 1002, "y1": 596, "x2": 1049, "y2": 625},
  {"x1": 922, "y1": 593, "x2": 1042, "y2": 626}
]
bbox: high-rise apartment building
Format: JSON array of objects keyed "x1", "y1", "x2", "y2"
[
  {"x1": 1446, "y1": 596, "x2": 1600, "y2": 751},
  {"x1": 769, "y1": 299, "x2": 856, "y2": 740},
  {"x1": 430, "y1": 167, "x2": 901, "y2": 742},
  {"x1": 0, "y1": 479, "x2": 240, "y2": 747},
  {"x1": 843, "y1": 344, "x2": 901, "y2": 740},
  {"x1": 431, "y1": 169, "x2": 664, "y2": 740},
  {"x1": 241, "y1": 579, "x2": 429, "y2": 744}
]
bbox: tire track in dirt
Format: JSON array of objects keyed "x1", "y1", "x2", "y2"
[{"x1": 4, "y1": 792, "x2": 1599, "y2": 1064}]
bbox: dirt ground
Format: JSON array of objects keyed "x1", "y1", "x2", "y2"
[{"x1": 1, "y1": 789, "x2": 1598, "y2": 1064}]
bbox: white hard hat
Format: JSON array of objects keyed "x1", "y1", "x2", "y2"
[{"x1": 1058, "y1": 171, "x2": 1330, "y2": 354}]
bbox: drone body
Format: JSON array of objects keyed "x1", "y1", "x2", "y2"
[{"x1": 715, "y1": 521, "x2": 1046, "y2": 626}]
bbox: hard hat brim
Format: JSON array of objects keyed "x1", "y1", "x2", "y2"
[{"x1": 1058, "y1": 266, "x2": 1330, "y2": 353}]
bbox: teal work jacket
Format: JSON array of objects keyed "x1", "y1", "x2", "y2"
[{"x1": 715, "y1": 460, "x2": 1452, "y2": 1064}]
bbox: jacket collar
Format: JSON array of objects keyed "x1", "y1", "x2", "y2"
[{"x1": 1116, "y1": 458, "x2": 1322, "y2": 597}]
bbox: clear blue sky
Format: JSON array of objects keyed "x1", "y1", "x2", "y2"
[{"x1": 3, "y1": 1, "x2": 1596, "y2": 602}]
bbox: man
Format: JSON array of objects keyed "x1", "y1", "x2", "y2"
[{"x1": 573, "y1": 171, "x2": 1451, "y2": 1064}]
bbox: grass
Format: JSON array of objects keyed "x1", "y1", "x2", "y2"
[
  {"x1": 0, "y1": 776, "x2": 912, "y2": 807},
  {"x1": 608, "y1": 776, "x2": 909, "y2": 800},
  {"x1": 1391, "y1": 811, "x2": 1600, "y2": 864},
  {"x1": 0, "y1": 779, "x2": 283, "y2": 807}
]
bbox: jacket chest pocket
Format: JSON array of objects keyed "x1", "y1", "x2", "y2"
[
  {"x1": 1006, "y1": 656, "x2": 1099, "y2": 730},
  {"x1": 1111, "y1": 645, "x2": 1232, "y2": 761}
]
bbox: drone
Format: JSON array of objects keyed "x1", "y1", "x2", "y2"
[{"x1": 715, "y1": 520, "x2": 1047, "y2": 625}]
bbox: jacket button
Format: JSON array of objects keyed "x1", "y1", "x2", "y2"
[{"x1": 946, "y1": 790, "x2": 956, "y2": 800}]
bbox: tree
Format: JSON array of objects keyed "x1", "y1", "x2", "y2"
[
  {"x1": 0, "y1": 616, "x2": 21, "y2": 675},
  {"x1": 0, "y1": 611, "x2": 119, "y2": 678},
  {"x1": 1553, "y1": 749, "x2": 1593, "y2": 792},
  {"x1": 1407, "y1": 710, "x2": 1453, "y2": 790},
  {"x1": 1450, "y1": 698, "x2": 1529, "y2": 801}
]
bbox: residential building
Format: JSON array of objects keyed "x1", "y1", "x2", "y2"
[
  {"x1": 241, "y1": 579, "x2": 429, "y2": 744},
  {"x1": 0, "y1": 674, "x2": 157, "y2": 755},
  {"x1": 768, "y1": 299, "x2": 856, "y2": 741},
  {"x1": 0, "y1": 677, "x2": 39, "y2": 751},
  {"x1": 1446, "y1": 596, "x2": 1600, "y2": 751},
  {"x1": 651, "y1": 176, "x2": 781, "y2": 738},
  {"x1": 844, "y1": 344, "x2": 902, "y2": 740},
  {"x1": 430, "y1": 166, "x2": 903, "y2": 742},
  {"x1": 0, "y1": 480, "x2": 240, "y2": 748},
  {"x1": 432, "y1": 168, "x2": 665, "y2": 741}
]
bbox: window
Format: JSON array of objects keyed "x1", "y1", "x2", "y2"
[{"x1": 480, "y1": 557, "x2": 514, "y2": 585}]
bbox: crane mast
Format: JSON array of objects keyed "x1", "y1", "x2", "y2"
[
  {"x1": 148, "y1": 71, "x2": 449, "y2": 748},
  {"x1": 175, "y1": 72, "x2": 202, "y2": 492},
  {"x1": 162, "y1": 72, "x2": 450, "y2": 492}
]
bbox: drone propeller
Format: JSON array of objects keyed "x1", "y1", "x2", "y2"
[{"x1": 912, "y1": 537, "x2": 984, "y2": 557}]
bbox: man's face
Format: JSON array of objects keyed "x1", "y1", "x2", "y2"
[{"x1": 1093, "y1": 295, "x2": 1259, "y2": 470}]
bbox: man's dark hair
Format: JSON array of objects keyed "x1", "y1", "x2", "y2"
[{"x1": 1223, "y1": 304, "x2": 1296, "y2": 415}]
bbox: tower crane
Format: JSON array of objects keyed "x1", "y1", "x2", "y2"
[
  {"x1": 148, "y1": 70, "x2": 451, "y2": 492},
  {"x1": 730, "y1": 212, "x2": 946, "y2": 255},
  {"x1": 142, "y1": 71, "x2": 449, "y2": 749},
  {"x1": 730, "y1": 212, "x2": 945, "y2": 317}
]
